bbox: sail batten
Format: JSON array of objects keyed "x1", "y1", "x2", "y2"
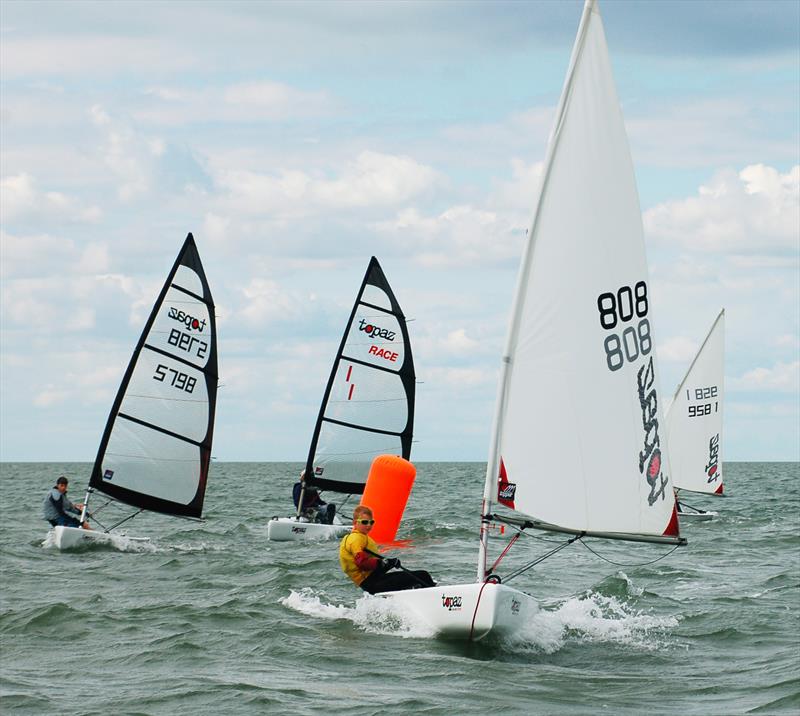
[
  {"x1": 89, "y1": 233, "x2": 217, "y2": 518},
  {"x1": 305, "y1": 257, "x2": 415, "y2": 494},
  {"x1": 480, "y1": 0, "x2": 680, "y2": 579}
]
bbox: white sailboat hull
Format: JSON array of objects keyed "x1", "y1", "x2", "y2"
[
  {"x1": 267, "y1": 516, "x2": 350, "y2": 541},
  {"x1": 49, "y1": 526, "x2": 150, "y2": 550},
  {"x1": 378, "y1": 582, "x2": 537, "y2": 641},
  {"x1": 677, "y1": 511, "x2": 716, "y2": 522}
]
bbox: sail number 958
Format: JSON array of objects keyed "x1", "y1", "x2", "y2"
[
  {"x1": 597, "y1": 282, "x2": 651, "y2": 372},
  {"x1": 153, "y1": 364, "x2": 197, "y2": 393}
]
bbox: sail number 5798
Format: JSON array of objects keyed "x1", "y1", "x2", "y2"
[
  {"x1": 153, "y1": 363, "x2": 197, "y2": 393},
  {"x1": 597, "y1": 282, "x2": 651, "y2": 372}
]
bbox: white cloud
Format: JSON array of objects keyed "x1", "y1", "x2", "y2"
[
  {"x1": 239, "y1": 278, "x2": 301, "y2": 326},
  {"x1": 0, "y1": 173, "x2": 102, "y2": 223},
  {"x1": 215, "y1": 150, "x2": 439, "y2": 218},
  {"x1": 373, "y1": 203, "x2": 524, "y2": 268},
  {"x1": 136, "y1": 80, "x2": 338, "y2": 126},
  {"x1": 657, "y1": 336, "x2": 699, "y2": 364},
  {"x1": 1, "y1": 35, "x2": 198, "y2": 78},
  {"x1": 731, "y1": 361, "x2": 799, "y2": 392},
  {"x1": 644, "y1": 164, "x2": 799, "y2": 253}
]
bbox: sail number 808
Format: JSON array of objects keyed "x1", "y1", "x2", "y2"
[
  {"x1": 153, "y1": 363, "x2": 197, "y2": 393},
  {"x1": 597, "y1": 282, "x2": 651, "y2": 373}
]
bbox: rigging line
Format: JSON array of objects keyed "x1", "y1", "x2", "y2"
[
  {"x1": 501, "y1": 534, "x2": 584, "y2": 584},
  {"x1": 676, "y1": 499, "x2": 708, "y2": 514},
  {"x1": 105, "y1": 508, "x2": 145, "y2": 532},
  {"x1": 577, "y1": 538, "x2": 682, "y2": 567}
]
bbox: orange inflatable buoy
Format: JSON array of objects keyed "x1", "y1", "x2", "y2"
[{"x1": 359, "y1": 455, "x2": 416, "y2": 543}]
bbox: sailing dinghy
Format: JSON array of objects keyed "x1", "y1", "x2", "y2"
[
  {"x1": 50, "y1": 233, "x2": 218, "y2": 549},
  {"x1": 267, "y1": 257, "x2": 415, "y2": 541},
  {"x1": 666, "y1": 309, "x2": 725, "y2": 521},
  {"x1": 378, "y1": 0, "x2": 685, "y2": 640}
]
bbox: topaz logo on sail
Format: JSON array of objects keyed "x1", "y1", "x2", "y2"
[
  {"x1": 636, "y1": 356, "x2": 669, "y2": 506},
  {"x1": 168, "y1": 307, "x2": 206, "y2": 332},
  {"x1": 441, "y1": 594, "x2": 463, "y2": 611},
  {"x1": 358, "y1": 319, "x2": 395, "y2": 341},
  {"x1": 705, "y1": 434, "x2": 720, "y2": 483}
]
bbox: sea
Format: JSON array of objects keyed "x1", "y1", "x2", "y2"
[{"x1": 1, "y1": 462, "x2": 798, "y2": 715}]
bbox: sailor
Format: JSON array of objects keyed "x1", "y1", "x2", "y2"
[
  {"x1": 292, "y1": 470, "x2": 335, "y2": 524},
  {"x1": 43, "y1": 476, "x2": 91, "y2": 530},
  {"x1": 339, "y1": 505, "x2": 434, "y2": 594}
]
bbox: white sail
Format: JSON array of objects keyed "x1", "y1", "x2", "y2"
[
  {"x1": 90, "y1": 234, "x2": 217, "y2": 518},
  {"x1": 305, "y1": 257, "x2": 415, "y2": 494},
  {"x1": 483, "y1": 0, "x2": 680, "y2": 547},
  {"x1": 666, "y1": 310, "x2": 725, "y2": 495}
]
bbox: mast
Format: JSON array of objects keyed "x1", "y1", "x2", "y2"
[{"x1": 477, "y1": 0, "x2": 596, "y2": 582}]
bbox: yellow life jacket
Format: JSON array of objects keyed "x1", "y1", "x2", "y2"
[{"x1": 339, "y1": 531, "x2": 380, "y2": 585}]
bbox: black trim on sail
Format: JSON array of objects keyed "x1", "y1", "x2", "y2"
[
  {"x1": 304, "y1": 256, "x2": 415, "y2": 494},
  {"x1": 89, "y1": 233, "x2": 218, "y2": 518}
]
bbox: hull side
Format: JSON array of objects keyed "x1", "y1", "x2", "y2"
[
  {"x1": 48, "y1": 527, "x2": 151, "y2": 550},
  {"x1": 267, "y1": 517, "x2": 349, "y2": 542},
  {"x1": 379, "y1": 582, "x2": 537, "y2": 641}
]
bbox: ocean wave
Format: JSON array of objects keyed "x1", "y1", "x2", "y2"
[
  {"x1": 280, "y1": 588, "x2": 437, "y2": 639},
  {"x1": 507, "y1": 590, "x2": 679, "y2": 654}
]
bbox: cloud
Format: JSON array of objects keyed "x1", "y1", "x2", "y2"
[
  {"x1": 87, "y1": 105, "x2": 212, "y2": 201},
  {"x1": 372, "y1": 203, "x2": 524, "y2": 268},
  {"x1": 0, "y1": 173, "x2": 102, "y2": 223},
  {"x1": 1, "y1": 34, "x2": 198, "y2": 78},
  {"x1": 657, "y1": 336, "x2": 699, "y2": 364},
  {"x1": 730, "y1": 361, "x2": 800, "y2": 393},
  {"x1": 214, "y1": 150, "x2": 440, "y2": 218},
  {"x1": 135, "y1": 81, "x2": 338, "y2": 126},
  {"x1": 644, "y1": 164, "x2": 799, "y2": 254}
]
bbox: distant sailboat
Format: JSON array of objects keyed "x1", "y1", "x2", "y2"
[
  {"x1": 267, "y1": 257, "x2": 415, "y2": 541},
  {"x1": 50, "y1": 233, "x2": 218, "y2": 549},
  {"x1": 666, "y1": 309, "x2": 725, "y2": 521},
  {"x1": 378, "y1": 0, "x2": 685, "y2": 640}
]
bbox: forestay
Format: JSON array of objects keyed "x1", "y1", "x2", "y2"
[
  {"x1": 483, "y1": 0, "x2": 680, "y2": 548},
  {"x1": 666, "y1": 310, "x2": 725, "y2": 495},
  {"x1": 89, "y1": 233, "x2": 218, "y2": 518},
  {"x1": 305, "y1": 257, "x2": 415, "y2": 494}
]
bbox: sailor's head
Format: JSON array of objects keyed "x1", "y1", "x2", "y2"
[
  {"x1": 353, "y1": 505, "x2": 375, "y2": 534},
  {"x1": 55, "y1": 476, "x2": 68, "y2": 492}
]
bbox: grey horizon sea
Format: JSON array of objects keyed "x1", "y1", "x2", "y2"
[{"x1": 1, "y1": 461, "x2": 798, "y2": 715}]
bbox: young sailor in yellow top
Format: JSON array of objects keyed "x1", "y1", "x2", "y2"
[{"x1": 339, "y1": 505, "x2": 435, "y2": 595}]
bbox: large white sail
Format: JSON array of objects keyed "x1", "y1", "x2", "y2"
[
  {"x1": 483, "y1": 0, "x2": 680, "y2": 546},
  {"x1": 304, "y1": 257, "x2": 415, "y2": 493},
  {"x1": 666, "y1": 310, "x2": 725, "y2": 496},
  {"x1": 89, "y1": 234, "x2": 217, "y2": 518}
]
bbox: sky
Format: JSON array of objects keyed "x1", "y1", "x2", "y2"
[{"x1": 1, "y1": 0, "x2": 798, "y2": 463}]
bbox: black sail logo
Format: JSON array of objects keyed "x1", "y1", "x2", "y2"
[{"x1": 637, "y1": 356, "x2": 668, "y2": 506}]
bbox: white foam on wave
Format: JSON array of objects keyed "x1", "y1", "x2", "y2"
[
  {"x1": 281, "y1": 588, "x2": 437, "y2": 639},
  {"x1": 507, "y1": 590, "x2": 678, "y2": 654}
]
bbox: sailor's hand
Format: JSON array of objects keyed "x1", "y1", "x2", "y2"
[{"x1": 385, "y1": 557, "x2": 401, "y2": 570}]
